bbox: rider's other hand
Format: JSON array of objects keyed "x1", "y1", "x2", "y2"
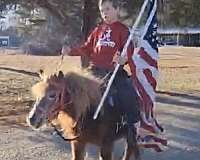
[
  {"x1": 118, "y1": 56, "x2": 127, "y2": 65},
  {"x1": 61, "y1": 45, "x2": 71, "y2": 55},
  {"x1": 113, "y1": 51, "x2": 127, "y2": 65}
]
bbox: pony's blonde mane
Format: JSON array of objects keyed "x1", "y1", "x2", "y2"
[
  {"x1": 64, "y1": 71, "x2": 101, "y2": 119},
  {"x1": 32, "y1": 81, "x2": 48, "y2": 99}
]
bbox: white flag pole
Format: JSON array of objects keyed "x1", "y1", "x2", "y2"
[{"x1": 93, "y1": 0, "x2": 150, "y2": 120}]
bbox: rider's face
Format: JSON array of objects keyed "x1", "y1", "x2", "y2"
[{"x1": 99, "y1": 1, "x2": 119, "y2": 24}]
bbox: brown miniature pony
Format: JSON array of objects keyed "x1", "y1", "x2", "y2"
[{"x1": 27, "y1": 70, "x2": 140, "y2": 160}]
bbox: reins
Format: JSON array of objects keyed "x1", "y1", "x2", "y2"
[{"x1": 55, "y1": 54, "x2": 65, "y2": 72}]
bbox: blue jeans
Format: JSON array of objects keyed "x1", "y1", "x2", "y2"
[{"x1": 113, "y1": 73, "x2": 140, "y2": 123}]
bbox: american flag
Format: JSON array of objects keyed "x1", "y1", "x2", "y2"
[{"x1": 128, "y1": 0, "x2": 167, "y2": 152}]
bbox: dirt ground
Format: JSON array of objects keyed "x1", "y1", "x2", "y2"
[{"x1": 0, "y1": 47, "x2": 200, "y2": 160}]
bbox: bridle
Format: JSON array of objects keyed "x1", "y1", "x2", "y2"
[
  {"x1": 48, "y1": 100, "x2": 72, "y2": 121},
  {"x1": 46, "y1": 87, "x2": 83, "y2": 141},
  {"x1": 47, "y1": 86, "x2": 72, "y2": 122}
]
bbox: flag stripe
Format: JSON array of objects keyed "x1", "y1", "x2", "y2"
[
  {"x1": 140, "y1": 40, "x2": 159, "y2": 61},
  {"x1": 138, "y1": 49, "x2": 158, "y2": 69},
  {"x1": 143, "y1": 69, "x2": 157, "y2": 90},
  {"x1": 135, "y1": 68, "x2": 155, "y2": 103},
  {"x1": 133, "y1": 50, "x2": 158, "y2": 80}
]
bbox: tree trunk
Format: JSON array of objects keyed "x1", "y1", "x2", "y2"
[{"x1": 81, "y1": 0, "x2": 98, "y2": 68}]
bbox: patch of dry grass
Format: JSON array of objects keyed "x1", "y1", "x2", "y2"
[
  {"x1": 158, "y1": 47, "x2": 200, "y2": 93},
  {"x1": 0, "y1": 47, "x2": 199, "y2": 94}
]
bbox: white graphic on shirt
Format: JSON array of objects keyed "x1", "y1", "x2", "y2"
[{"x1": 96, "y1": 28, "x2": 115, "y2": 47}]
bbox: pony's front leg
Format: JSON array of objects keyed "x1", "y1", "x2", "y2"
[
  {"x1": 71, "y1": 140, "x2": 86, "y2": 160},
  {"x1": 100, "y1": 142, "x2": 113, "y2": 160}
]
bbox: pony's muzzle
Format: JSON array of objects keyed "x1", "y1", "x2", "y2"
[
  {"x1": 27, "y1": 103, "x2": 44, "y2": 129},
  {"x1": 27, "y1": 113, "x2": 42, "y2": 129}
]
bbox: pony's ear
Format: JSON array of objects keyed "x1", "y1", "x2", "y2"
[
  {"x1": 58, "y1": 70, "x2": 64, "y2": 80},
  {"x1": 39, "y1": 69, "x2": 44, "y2": 79},
  {"x1": 38, "y1": 69, "x2": 47, "y2": 81}
]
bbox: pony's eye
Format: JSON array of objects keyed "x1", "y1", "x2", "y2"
[{"x1": 48, "y1": 93, "x2": 56, "y2": 99}]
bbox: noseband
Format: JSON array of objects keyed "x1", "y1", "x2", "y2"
[{"x1": 47, "y1": 87, "x2": 82, "y2": 141}]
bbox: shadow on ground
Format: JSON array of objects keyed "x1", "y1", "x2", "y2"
[{"x1": 157, "y1": 90, "x2": 200, "y2": 109}]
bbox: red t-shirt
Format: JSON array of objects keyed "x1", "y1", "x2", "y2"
[{"x1": 70, "y1": 21, "x2": 134, "y2": 70}]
